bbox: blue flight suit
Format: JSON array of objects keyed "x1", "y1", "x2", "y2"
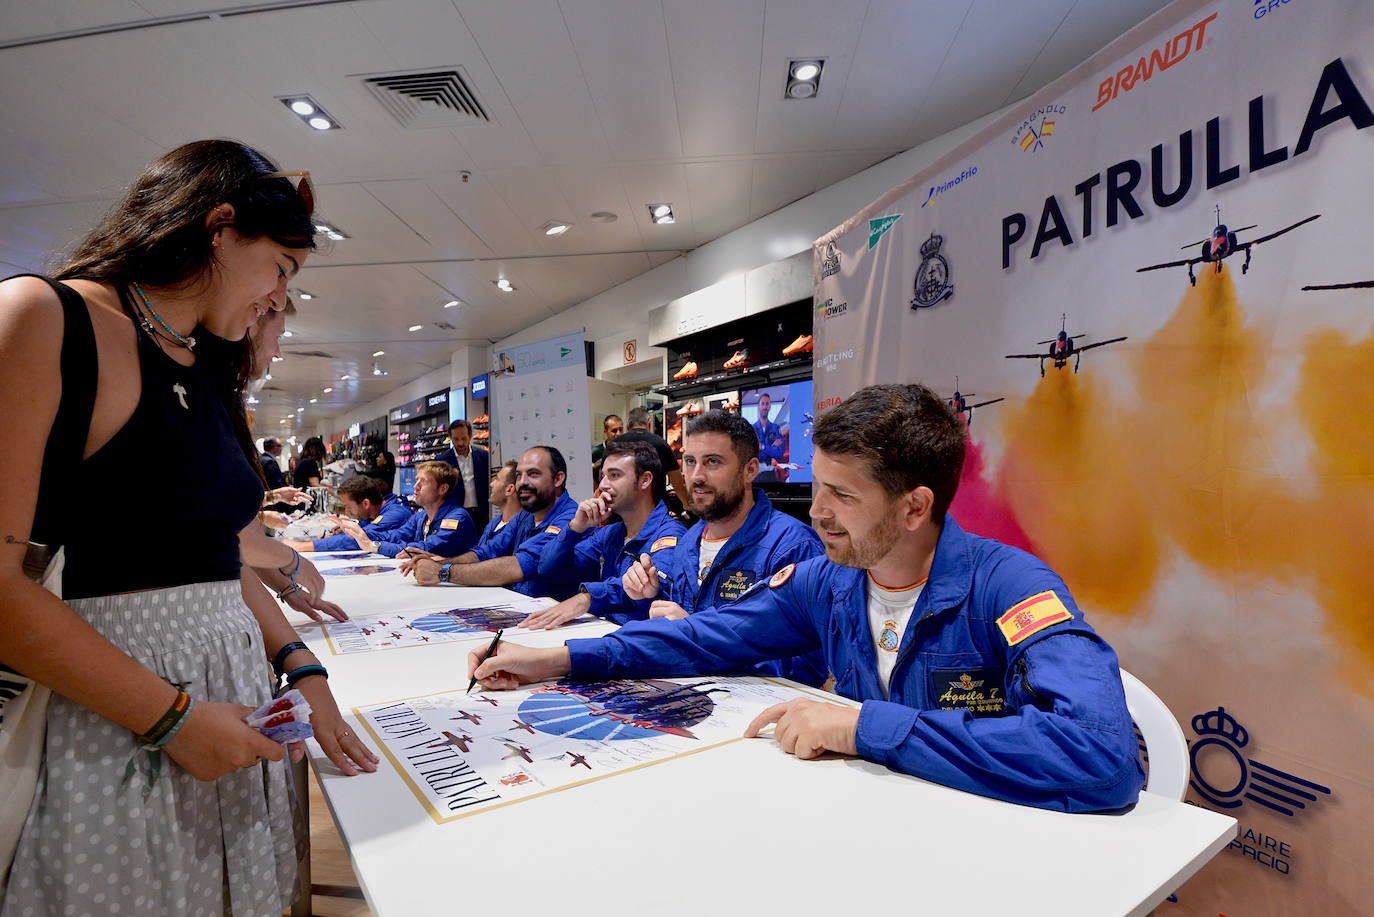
[
  {"x1": 471, "y1": 491, "x2": 579, "y2": 599},
  {"x1": 567, "y1": 515, "x2": 1144, "y2": 813},
  {"x1": 476, "y1": 512, "x2": 509, "y2": 548},
  {"x1": 537, "y1": 501, "x2": 686, "y2": 624},
  {"x1": 310, "y1": 493, "x2": 412, "y2": 552},
  {"x1": 658, "y1": 489, "x2": 826, "y2": 686},
  {"x1": 373, "y1": 498, "x2": 476, "y2": 558},
  {"x1": 754, "y1": 416, "x2": 785, "y2": 464}
]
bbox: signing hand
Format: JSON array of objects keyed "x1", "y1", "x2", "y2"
[
  {"x1": 744, "y1": 698, "x2": 860, "y2": 759},
  {"x1": 623, "y1": 552, "x2": 662, "y2": 601},
  {"x1": 467, "y1": 642, "x2": 572, "y2": 691},
  {"x1": 403, "y1": 556, "x2": 443, "y2": 585}
]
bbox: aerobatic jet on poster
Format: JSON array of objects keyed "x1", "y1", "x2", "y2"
[
  {"x1": 1005, "y1": 314, "x2": 1127, "y2": 377},
  {"x1": 1137, "y1": 206, "x2": 1320, "y2": 286},
  {"x1": 945, "y1": 378, "x2": 1003, "y2": 427}
]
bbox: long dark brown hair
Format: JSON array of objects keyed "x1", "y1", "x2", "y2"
[{"x1": 55, "y1": 139, "x2": 315, "y2": 287}]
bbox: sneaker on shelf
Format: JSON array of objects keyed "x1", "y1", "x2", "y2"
[
  {"x1": 722, "y1": 394, "x2": 740, "y2": 412},
  {"x1": 672, "y1": 361, "x2": 698, "y2": 380},
  {"x1": 782, "y1": 334, "x2": 813, "y2": 355},
  {"x1": 676, "y1": 400, "x2": 703, "y2": 416},
  {"x1": 723, "y1": 349, "x2": 751, "y2": 369}
]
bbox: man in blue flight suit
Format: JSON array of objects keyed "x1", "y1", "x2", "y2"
[
  {"x1": 620, "y1": 410, "x2": 826, "y2": 686},
  {"x1": 468, "y1": 385, "x2": 1144, "y2": 813},
  {"x1": 404, "y1": 446, "x2": 580, "y2": 600},
  {"x1": 340, "y1": 460, "x2": 476, "y2": 558},
  {"x1": 752, "y1": 391, "x2": 787, "y2": 483},
  {"x1": 519, "y1": 439, "x2": 685, "y2": 629},
  {"x1": 476, "y1": 460, "x2": 521, "y2": 548},
  {"x1": 285, "y1": 475, "x2": 411, "y2": 553}
]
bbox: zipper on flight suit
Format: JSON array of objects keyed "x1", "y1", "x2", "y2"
[{"x1": 1016, "y1": 656, "x2": 1051, "y2": 709}]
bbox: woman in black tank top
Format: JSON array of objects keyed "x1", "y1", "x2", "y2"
[{"x1": 0, "y1": 140, "x2": 372, "y2": 916}]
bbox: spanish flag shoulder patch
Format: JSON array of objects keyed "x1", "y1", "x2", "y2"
[
  {"x1": 544, "y1": 525, "x2": 561, "y2": 535},
  {"x1": 650, "y1": 536, "x2": 677, "y2": 552},
  {"x1": 439, "y1": 518, "x2": 460, "y2": 530},
  {"x1": 997, "y1": 591, "x2": 1073, "y2": 646},
  {"x1": 769, "y1": 563, "x2": 796, "y2": 588}
]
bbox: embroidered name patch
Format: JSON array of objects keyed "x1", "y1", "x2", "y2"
[
  {"x1": 929, "y1": 668, "x2": 1006, "y2": 717},
  {"x1": 769, "y1": 563, "x2": 796, "y2": 588},
  {"x1": 439, "y1": 518, "x2": 460, "y2": 530},
  {"x1": 997, "y1": 591, "x2": 1073, "y2": 646},
  {"x1": 649, "y1": 536, "x2": 677, "y2": 552},
  {"x1": 717, "y1": 569, "x2": 757, "y2": 602}
]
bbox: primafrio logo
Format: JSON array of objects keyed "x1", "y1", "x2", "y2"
[
  {"x1": 1011, "y1": 105, "x2": 1065, "y2": 154},
  {"x1": 1092, "y1": 11, "x2": 1217, "y2": 113},
  {"x1": 910, "y1": 232, "x2": 954, "y2": 309},
  {"x1": 1189, "y1": 706, "x2": 1331, "y2": 818},
  {"x1": 819, "y1": 241, "x2": 841, "y2": 278},
  {"x1": 922, "y1": 165, "x2": 978, "y2": 207}
]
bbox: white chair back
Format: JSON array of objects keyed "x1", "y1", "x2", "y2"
[{"x1": 1119, "y1": 668, "x2": 1189, "y2": 801}]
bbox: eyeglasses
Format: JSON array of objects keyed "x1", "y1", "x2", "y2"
[{"x1": 266, "y1": 170, "x2": 315, "y2": 216}]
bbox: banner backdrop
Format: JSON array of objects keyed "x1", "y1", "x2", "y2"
[
  {"x1": 814, "y1": 0, "x2": 1372, "y2": 913},
  {"x1": 491, "y1": 332, "x2": 593, "y2": 499}
]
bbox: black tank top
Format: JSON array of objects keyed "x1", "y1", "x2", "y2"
[{"x1": 61, "y1": 286, "x2": 263, "y2": 599}]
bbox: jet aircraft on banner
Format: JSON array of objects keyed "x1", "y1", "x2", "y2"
[
  {"x1": 1137, "y1": 206, "x2": 1320, "y2": 286},
  {"x1": 1005, "y1": 315, "x2": 1127, "y2": 377}
]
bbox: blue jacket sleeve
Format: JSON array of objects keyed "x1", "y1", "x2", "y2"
[
  {"x1": 473, "y1": 517, "x2": 520, "y2": 561},
  {"x1": 567, "y1": 559, "x2": 826, "y2": 678},
  {"x1": 311, "y1": 531, "x2": 362, "y2": 552},
  {"x1": 373, "y1": 511, "x2": 422, "y2": 557},
  {"x1": 584, "y1": 536, "x2": 679, "y2": 622},
  {"x1": 536, "y1": 526, "x2": 603, "y2": 580}
]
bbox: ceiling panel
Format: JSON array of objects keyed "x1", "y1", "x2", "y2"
[
  {"x1": 749, "y1": 155, "x2": 825, "y2": 221},
  {"x1": 753, "y1": 0, "x2": 866, "y2": 153},
  {"x1": 0, "y1": 0, "x2": 151, "y2": 44},
  {"x1": 664, "y1": 0, "x2": 766, "y2": 157},
  {"x1": 1007, "y1": 0, "x2": 1176, "y2": 102},
  {"x1": 684, "y1": 160, "x2": 754, "y2": 247},
  {"x1": 563, "y1": 0, "x2": 683, "y2": 162}
]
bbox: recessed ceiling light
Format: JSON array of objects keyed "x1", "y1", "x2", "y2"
[
  {"x1": 279, "y1": 95, "x2": 341, "y2": 130},
  {"x1": 322, "y1": 386, "x2": 333, "y2": 393},
  {"x1": 408, "y1": 324, "x2": 423, "y2": 332},
  {"x1": 785, "y1": 58, "x2": 825, "y2": 100},
  {"x1": 443, "y1": 300, "x2": 461, "y2": 309},
  {"x1": 541, "y1": 220, "x2": 571, "y2": 236},
  {"x1": 280, "y1": 419, "x2": 289, "y2": 424},
  {"x1": 340, "y1": 374, "x2": 351, "y2": 381},
  {"x1": 264, "y1": 373, "x2": 272, "y2": 381},
  {"x1": 271, "y1": 355, "x2": 283, "y2": 362},
  {"x1": 296, "y1": 407, "x2": 305, "y2": 413},
  {"x1": 589, "y1": 211, "x2": 618, "y2": 223},
  {"x1": 281, "y1": 330, "x2": 293, "y2": 338},
  {"x1": 494, "y1": 278, "x2": 514, "y2": 292},
  {"x1": 309, "y1": 398, "x2": 318, "y2": 403},
  {"x1": 246, "y1": 395, "x2": 259, "y2": 405},
  {"x1": 372, "y1": 350, "x2": 386, "y2": 357},
  {"x1": 648, "y1": 203, "x2": 675, "y2": 224},
  {"x1": 312, "y1": 223, "x2": 349, "y2": 240},
  {"x1": 372, "y1": 362, "x2": 387, "y2": 376}
]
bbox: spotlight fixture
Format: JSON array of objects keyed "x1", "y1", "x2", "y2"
[
  {"x1": 785, "y1": 58, "x2": 825, "y2": 99},
  {"x1": 296, "y1": 407, "x2": 305, "y2": 413},
  {"x1": 281, "y1": 330, "x2": 293, "y2": 338},
  {"x1": 372, "y1": 350, "x2": 386, "y2": 357},
  {"x1": 322, "y1": 387, "x2": 333, "y2": 393},
  {"x1": 372, "y1": 362, "x2": 387, "y2": 376},
  {"x1": 271, "y1": 355, "x2": 283, "y2": 362},
  {"x1": 279, "y1": 95, "x2": 342, "y2": 130},
  {"x1": 264, "y1": 373, "x2": 272, "y2": 381},
  {"x1": 647, "y1": 203, "x2": 674, "y2": 225},
  {"x1": 541, "y1": 220, "x2": 571, "y2": 236},
  {"x1": 494, "y1": 278, "x2": 514, "y2": 292},
  {"x1": 309, "y1": 398, "x2": 318, "y2": 404},
  {"x1": 408, "y1": 324, "x2": 424, "y2": 332},
  {"x1": 340, "y1": 374, "x2": 351, "y2": 381},
  {"x1": 443, "y1": 300, "x2": 461, "y2": 308},
  {"x1": 289, "y1": 288, "x2": 314, "y2": 301},
  {"x1": 246, "y1": 395, "x2": 259, "y2": 405}
]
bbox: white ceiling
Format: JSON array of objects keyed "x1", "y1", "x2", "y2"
[{"x1": 0, "y1": 0, "x2": 1172, "y2": 427}]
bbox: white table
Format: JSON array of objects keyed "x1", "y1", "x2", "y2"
[{"x1": 291, "y1": 556, "x2": 1236, "y2": 917}]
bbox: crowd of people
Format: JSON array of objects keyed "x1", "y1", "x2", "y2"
[{"x1": 0, "y1": 138, "x2": 1143, "y2": 915}]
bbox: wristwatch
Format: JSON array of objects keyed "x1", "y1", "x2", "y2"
[{"x1": 438, "y1": 563, "x2": 452, "y2": 584}]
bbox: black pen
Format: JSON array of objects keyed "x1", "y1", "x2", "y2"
[{"x1": 466, "y1": 629, "x2": 504, "y2": 694}]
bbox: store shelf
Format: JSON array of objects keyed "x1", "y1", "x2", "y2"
[{"x1": 655, "y1": 355, "x2": 813, "y2": 399}]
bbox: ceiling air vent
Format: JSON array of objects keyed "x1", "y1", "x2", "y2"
[{"x1": 358, "y1": 68, "x2": 490, "y2": 129}]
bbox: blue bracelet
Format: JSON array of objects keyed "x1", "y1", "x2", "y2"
[
  {"x1": 285, "y1": 664, "x2": 328, "y2": 686},
  {"x1": 272, "y1": 641, "x2": 310, "y2": 676},
  {"x1": 279, "y1": 549, "x2": 301, "y2": 577}
]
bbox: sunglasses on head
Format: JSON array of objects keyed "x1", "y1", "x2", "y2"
[{"x1": 266, "y1": 169, "x2": 315, "y2": 216}]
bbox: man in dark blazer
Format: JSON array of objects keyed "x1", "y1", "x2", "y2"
[{"x1": 435, "y1": 419, "x2": 490, "y2": 530}]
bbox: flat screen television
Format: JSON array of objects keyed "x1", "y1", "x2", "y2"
[
  {"x1": 449, "y1": 388, "x2": 466, "y2": 426},
  {"x1": 397, "y1": 465, "x2": 418, "y2": 498},
  {"x1": 740, "y1": 379, "x2": 813, "y2": 485}
]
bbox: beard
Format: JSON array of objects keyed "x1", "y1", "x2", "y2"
[
  {"x1": 517, "y1": 486, "x2": 554, "y2": 513},
  {"x1": 692, "y1": 478, "x2": 747, "y2": 522},
  {"x1": 813, "y1": 511, "x2": 901, "y2": 569}
]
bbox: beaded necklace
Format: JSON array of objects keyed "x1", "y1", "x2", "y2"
[{"x1": 131, "y1": 282, "x2": 197, "y2": 351}]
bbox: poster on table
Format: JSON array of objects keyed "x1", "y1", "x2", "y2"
[
  {"x1": 813, "y1": 0, "x2": 1372, "y2": 912},
  {"x1": 320, "y1": 594, "x2": 600, "y2": 655},
  {"x1": 355, "y1": 676, "x2": 838, "y2": 823},
  {"x1": 490, "y1": 332, "x2": 594, "y2": 498}
]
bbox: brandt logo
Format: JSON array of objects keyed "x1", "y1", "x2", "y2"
[{"x1": 1092, "y1": 12, "x2": 1217, "y2": 112}]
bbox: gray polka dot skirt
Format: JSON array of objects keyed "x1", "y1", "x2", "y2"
[{"x1": 1, "y1": 581, "x2": 300, "y2": 916}]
